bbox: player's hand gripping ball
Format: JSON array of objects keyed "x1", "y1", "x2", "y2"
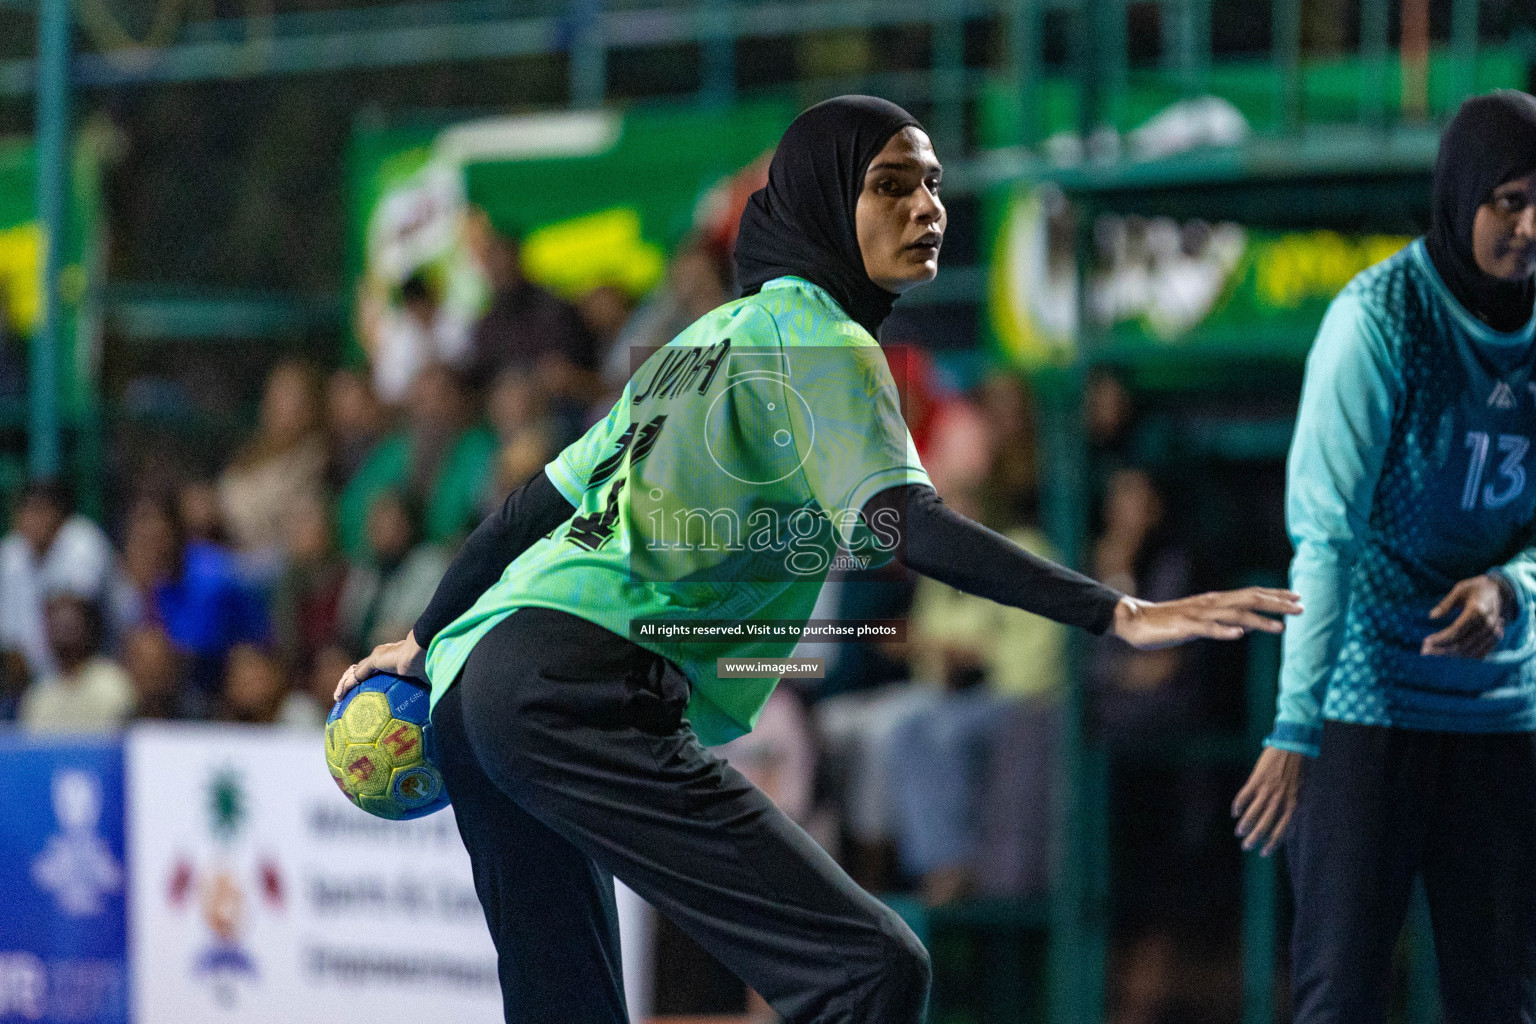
[{"x1": 325, "y1": 672, "x2": 449, "y2": 820}]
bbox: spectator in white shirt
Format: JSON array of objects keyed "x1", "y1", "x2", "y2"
[
  {"x1": 0, "y1": 481, "x2": 134, "y2": 681},
  {"x1": 19, "y1": 594, "x2": 134, "y2": 734},
  {"x1": 356, "y1": 272, "x2": 472, "y2": 408}
]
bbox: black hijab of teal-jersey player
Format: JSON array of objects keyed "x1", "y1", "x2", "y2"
[
  {"x1": 734, "y1": 95, "x2": 923, "y2": 338},
  {"x1": 1426, "y1": 90, "x2": 1536, "y2": 333}
]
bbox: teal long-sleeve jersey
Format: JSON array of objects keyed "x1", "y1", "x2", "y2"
[{"x1": 1269, "y1": 238, "x2": 1536, "y2": 757}]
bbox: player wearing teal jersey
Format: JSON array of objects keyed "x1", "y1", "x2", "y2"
[
  {"x1": 338, "y1": 96, "x2": 1298, "y2": 1024},
  {"x1": 1232, "y1": 91, "x2": 1536, "y2": 1023}
]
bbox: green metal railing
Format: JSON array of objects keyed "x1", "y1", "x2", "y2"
[
  {"x1": 30, "y1": 0, "x2": 66, "y2": 479},
  {"x1": 1035, "y1": 33, "x2": 1501, "y2": 1011}
]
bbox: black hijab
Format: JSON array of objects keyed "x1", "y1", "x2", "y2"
[
  {"x1": 734, "y1": 95, "x2": 922, "y2": 337},
  {"x1": 1426, "y1": 90, "x2": 1536, "y2": 332}
]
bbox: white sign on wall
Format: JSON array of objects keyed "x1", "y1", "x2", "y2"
[{"x1": 126, "y1": 724, "x2": 652, "y2": 1023}]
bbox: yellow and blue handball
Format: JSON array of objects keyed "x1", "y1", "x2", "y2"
[{"x1": 325, "y1": 672, "x2": 449, "y2": 820}]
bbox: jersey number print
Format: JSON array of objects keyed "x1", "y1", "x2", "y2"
[
  {"x1": 568, "y1": 414, "x2": 668, "y2": 550},
  {"x1": 1462, "y1": 430, "x2": 1530, "y2": 511}
]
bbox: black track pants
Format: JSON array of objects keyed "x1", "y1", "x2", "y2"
[
  {"x1": 1287, "y1": 721, "x2": 1536, "y2": 1024},
  {"x1": 431, "y1": 606, "x2": 931, "y2": 1024}
]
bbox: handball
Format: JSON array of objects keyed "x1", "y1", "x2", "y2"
[{"x1": 325, "y1": 672, "x2": 449, "y2": 820}]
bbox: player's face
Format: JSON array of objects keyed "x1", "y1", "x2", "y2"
[
  {"x1": 855, "y1": 127, "x2": 946, "y2": 294},
  {"x1": 1472, "y1": 171, "x2": 1536, "y2": 282}
]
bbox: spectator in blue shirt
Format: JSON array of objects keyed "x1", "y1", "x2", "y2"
[{"x1": 123, "y1": 490, "x2": 270, "y2": 695}]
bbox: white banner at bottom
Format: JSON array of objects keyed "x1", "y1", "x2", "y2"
[{"x1": 127, "y1": 723, "x2": 652, "y2": 1023}]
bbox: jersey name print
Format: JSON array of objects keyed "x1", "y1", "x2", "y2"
[{"x1": 630, "y1": 339, "x2": 731, "y2": 403}]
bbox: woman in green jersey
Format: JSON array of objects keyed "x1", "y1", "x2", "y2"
[{"x1": 338, "y1": 96, "x2": 1299, "y2": 1024}]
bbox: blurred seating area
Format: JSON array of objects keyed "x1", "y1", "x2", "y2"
[
  {"x1": 0, "y1": 209, "x2": 1270, "y2": 1017},
  {"x1": 6, "y1": 0, "x2": 1529, "y2": 1019}
]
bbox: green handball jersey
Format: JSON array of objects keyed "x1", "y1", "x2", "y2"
[{"x1": 425, "y1": 276, "x2": 932, "y2": 745}]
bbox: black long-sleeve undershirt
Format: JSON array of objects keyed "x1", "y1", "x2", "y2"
[
  {"x1": 413, "y1": 473, "x2": 1123, "y2": 648},
  {"x1": 412, "y1": 468, "x2": 577, "y2": 646},
  {"x1": 860, "y1": 483, "x2": 1122, "y2": 634}
]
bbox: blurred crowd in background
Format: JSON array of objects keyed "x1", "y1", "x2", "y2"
[{"x1": 0, "y1": 214, "x2": 1235, "y2": 1023}]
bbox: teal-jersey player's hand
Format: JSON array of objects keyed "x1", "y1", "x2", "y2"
[
  {"x1": 1232, "y1": 747, "x2": 1304, "y2": 857},
  {"x1": 1422, "y1": 573, "x2": 1514, "y2": 659}
]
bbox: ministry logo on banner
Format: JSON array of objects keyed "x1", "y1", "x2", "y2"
[
  {"x1": 130, "y1": 724, "x2": 509, "y2": 1024},
  {"x1": 163, "y1": 767, "x2": 286, "y2": 1009}
]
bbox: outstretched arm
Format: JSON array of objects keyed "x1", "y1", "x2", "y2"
[{"x1": 864, "y1": 484, "x2": 1300, "y2": 648}]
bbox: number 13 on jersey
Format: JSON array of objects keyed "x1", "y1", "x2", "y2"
[{"x1": 1463, "y1": 430, "x2": 1530, "y2": 511}]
